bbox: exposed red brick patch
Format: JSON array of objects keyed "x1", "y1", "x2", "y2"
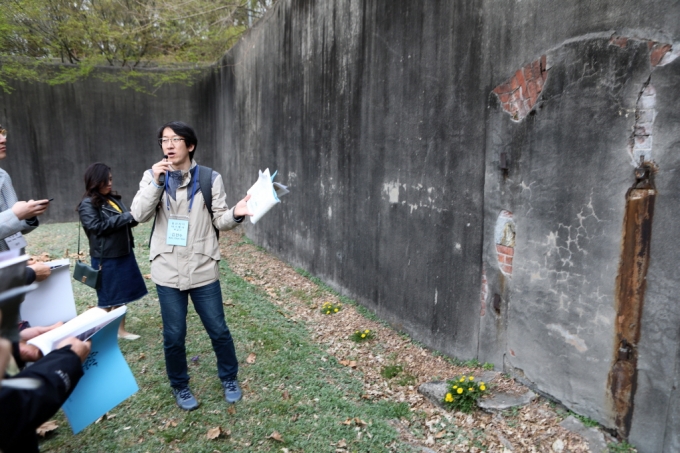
[
  {"x1": 493, "y1": 57, "x2": 547, "y2": 121},
  {"x1": 495, "y1": 211, "x2": 515, "y2": 277},
  {"x1": 496, "y1": 244, "x2": 514, "y2": 256},
  {"x1": 649, "y1": 42, "x2": 672, "y2": 67},
  {"x1": 610, "y1": 36, "x2": 671, "y2": 67},
  {"x1": 609, "y1": 36, "x2": 629, "y2": 48}
]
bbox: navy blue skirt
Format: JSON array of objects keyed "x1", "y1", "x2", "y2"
[{"x1": 91, "y1": 252, "x2": 148, "y2": 308}]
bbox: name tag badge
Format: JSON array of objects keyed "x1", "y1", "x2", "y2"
[
  {"x1": 166, "y1": 216, "x2": 189, "y2": 246},
  {"x1": 4, "y1": 232, "x2": 28, "y2": 250}
]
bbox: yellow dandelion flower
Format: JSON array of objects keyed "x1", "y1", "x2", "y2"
[
  {"x1": 480, "y1": 385, "x2": 486, "y2": 391},
  {"x1": 445, "y1": 393, "x2": 453, "y2": 402},
  {"x1": 469, "y1": 376, "x2": 474, "y2": 381},
  {"x1": 457, "y1": 387, "x2": 463, "y2": 394},
  {"x1": 453, "y1": 385, "x2": 458, "y2": 389},
  {"x1": 460, "y1": 377, "x2": 465, "y2": 382},
  {"x1": 365, "y1": 330, "x2": 370, "y2": 333},
  {"x1": 361, "y1": 334, "x2": 366, "y2": 338},
  {"x1": 468, "y1": 387, "x2": 474, "y2": 392},
  {"x1": 334, "y1": 308, "x2": 338, "y2": 312},
  {"x1": 326, "y1": 311, "x2": 330, "y2": 314}
]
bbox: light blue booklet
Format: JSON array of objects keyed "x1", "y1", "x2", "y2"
[{"x1": 61, "y1": 315, "x2": 139, "y2": 434}]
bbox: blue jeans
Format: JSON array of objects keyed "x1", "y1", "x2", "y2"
[{"x1": 156, "y1": 280, "x2": 238, "y2": 388}]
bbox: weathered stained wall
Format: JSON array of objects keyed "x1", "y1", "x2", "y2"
[
  {"x1": 1, "y1": 1, "x2": 679, "y2": 451},
  {"x1": 215, "y1": 1, "x2": 680, "y2": 451},
  {"x1": 218, "y1": 1, "x2": 488, "y2": 360}
]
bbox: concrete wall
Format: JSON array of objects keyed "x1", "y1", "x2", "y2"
[
  {"x1": 1, "y1": 1, "x2": 679, "y2": 450},
  {"x1": 216, "y1": 1, "x2": 680, "y2": 450},
  {"x1": 0, "y1": 69, "x2": 219, "y2": 225}
]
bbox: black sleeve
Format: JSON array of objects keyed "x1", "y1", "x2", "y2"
[
  {"x1": 24, "y1": 216, "x2": 39, "y2": 228},
  {"x1": 0, "y1": 346, "x2": 84, "y2": 452},
  {"x1": 78, "y1": 199, "x2": 134, "y2": 236},
  {"x1": 25, "y1": 266, "x2": 36, "y2": 285}
]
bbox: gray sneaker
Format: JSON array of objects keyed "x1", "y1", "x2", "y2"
[
  {"x1": 222, "y1": 379, "x2": 242, "y2": 403},
  {"x1": 172, "y1": 386, "x2": 199, "y2": 411}
]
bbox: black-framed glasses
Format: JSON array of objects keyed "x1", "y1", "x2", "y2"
[{"x1": 158, "y1": 137, "x2": 185, "y2": 146}]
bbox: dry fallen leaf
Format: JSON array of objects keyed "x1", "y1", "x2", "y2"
[
  {"x1": 340, "y1": 360, "x2": 350, "y2": 366},
  {"x1": 207, "y1": 427, "x2": 222, "y2": 439},
  {"x1": 228, "y1": 406, "x2": 236, "y2": 415},
  {"x1": 268, "y1": 431, "x2": 284, "y2": 442},
  {"x1": 282, "y1": 390, "x2": 290, "y2": 400},
  {"x1": 36, "y1": 420, "x2": 59, "y2": 437},
  {"x1": 349, "y1": 361, "x2": 357, "y2": 368},
  {"x1": 246, "y1": 353, "x2": 257, "y2": 364},
  {"x1": 337, "y1": 439, "x2": 347, "y2": 447}
]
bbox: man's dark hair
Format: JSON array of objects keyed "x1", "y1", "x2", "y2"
[
  {"x1": 81, "y1": 162, "x2": 120, "y2": 208},
  {"x1": 157, "y1": 121, "x2": 198, "y2": 161}
]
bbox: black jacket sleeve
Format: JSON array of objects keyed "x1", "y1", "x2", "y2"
[
  {"x1": 78, "y1": 198, "x2": 134, "y2": 237},
  {"x1": 0, "y1": 346, "x2": 84, "y2": 453},
  {"x1": 25, "y1": 266, "x2": 36, "y2": 285}
]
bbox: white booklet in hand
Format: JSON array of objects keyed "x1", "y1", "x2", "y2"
[
  {"x1": 27, "y1": 306, "x2": 127, "y2": 355},
  {"x1": 246, "y1": 168, "x2": 289, "y2": 224}
]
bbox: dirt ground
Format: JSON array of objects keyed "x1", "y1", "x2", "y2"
[{"x1": 221, "y1": 228, "x2": 602, "y2": 453}]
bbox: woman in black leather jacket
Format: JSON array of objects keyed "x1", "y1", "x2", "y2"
[{"x1": 77, "y1": 163, "x2": 147, "y2": 339}]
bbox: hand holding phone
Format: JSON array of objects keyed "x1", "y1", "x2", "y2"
[{"x1": 12, "y1": 200, "x2": 49, "y2": 220}]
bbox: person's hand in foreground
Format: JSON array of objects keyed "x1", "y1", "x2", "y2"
[
  {"x1": 17, "y1": 322, "x2": 64, "y2": 363},
  {"x1": 56, "y1": 337, "x2": 91, "y2": 363},
  {"x1": 27, "y1": 262, "x2": 51, "y2": 282},
  {"x1": 11, "y1": 200, "x2": 50, "y2": 220}
]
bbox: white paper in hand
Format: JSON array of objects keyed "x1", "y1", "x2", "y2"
[{"x1": 246, "y1": 168, "x2": 281, "y2": 224}]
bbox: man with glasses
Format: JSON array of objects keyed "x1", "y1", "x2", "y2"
[
  {"x1": 131, "y1": 121, "x2": 252, "y2": 411},
  {"x1": 0, "y1": 125, "x2": 51, "y2": 283}
]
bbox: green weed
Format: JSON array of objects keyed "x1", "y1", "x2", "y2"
[
  {"x1": 571, "y1": 412, "x2": 599, "y2": 428},
  {"x1": 381, "y1": 365, "x2": 404, "y2": 379},
  {"x1": 608, "y1": 440, "x2": 637, "y2": 453}
]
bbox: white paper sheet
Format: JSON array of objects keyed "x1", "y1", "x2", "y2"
[{"x1": 20, "y1": 259, "x2": 78, "y2": 327}]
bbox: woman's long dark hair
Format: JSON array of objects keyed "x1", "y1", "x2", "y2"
[{"x1": 80, "y1": 162, "x2": 121, "y2": 208}]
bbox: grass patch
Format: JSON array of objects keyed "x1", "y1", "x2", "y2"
[
  {"x1": 571, "y1": 412, "x2": 599, "y2": 428},
  {"x1": 26, "y1": 222, "x2": 418, "y2": 453},
  {"x1": 608, "y1": 440, "x2": 636, "y2": 453},
  {"x1": 381, "y1": 364, "x2": 404, "y2": 380}
]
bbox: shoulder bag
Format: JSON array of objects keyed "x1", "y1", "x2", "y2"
[{"x1": 73, "y1": 222, "x2": 103, "y2": 290}]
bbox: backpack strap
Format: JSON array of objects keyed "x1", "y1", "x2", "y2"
[{"x1": 198, "y1": 165, "x2": 219, "y2": 239}]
